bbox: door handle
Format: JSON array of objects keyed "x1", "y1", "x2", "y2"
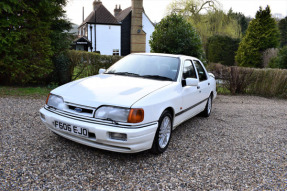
[
  {"x1": 197, "y1": 86, "x2": 200, "y2": 89},
  {"x1": 208, "y1": 83, "x2": 210, "y2": 85}
]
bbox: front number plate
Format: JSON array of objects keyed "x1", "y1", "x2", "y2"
[{"x1": 53, "y1": 121, "x2": 89, "y2": 137}]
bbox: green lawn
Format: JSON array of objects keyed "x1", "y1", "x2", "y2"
[{"x1": 0, "y1": 86, "x2": 53, "y2": 98}]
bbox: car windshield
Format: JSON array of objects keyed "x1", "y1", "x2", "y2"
[{"x1": 106, "y1": 54, "x2": 180, "y2": 81}]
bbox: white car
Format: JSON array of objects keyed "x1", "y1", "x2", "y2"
[{"x1": 40, "y1": 53, "x2": 217, "y2": 154}]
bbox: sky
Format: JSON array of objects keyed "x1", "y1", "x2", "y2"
[{"x1": 65, "y1": 0, "x2": 287, "y2": 25}]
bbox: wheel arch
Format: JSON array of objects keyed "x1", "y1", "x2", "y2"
[
  {"x1": 210, "y1": 91, "x2": 214, "y2": 99},
  {"x1": 162, "y1": 107, "x2": 175, "y2": 128}
]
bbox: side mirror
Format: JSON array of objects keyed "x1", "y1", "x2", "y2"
[
  {"x1": 208, "y1": 73, "x2": 215, "y2": 78},
  {"x1": 185, "y1": 78, "x2": 199, "y2": 86},
  {"x1": 99, "y1": 68, "x2": 106, "y2": 74}
]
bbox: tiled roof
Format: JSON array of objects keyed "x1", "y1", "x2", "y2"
[
  {"x1": 80, "y1": 3, "x2": 119, "y2": 26},
  {"x1": 72, "y1": 36, "x2": 92, "y2": 44},
  {"x1": 115, "y1": 7, "x2": 132, "y2": 22},
  {"x1": 116, "y1": 7, "x2": 155, "y2": 26}
]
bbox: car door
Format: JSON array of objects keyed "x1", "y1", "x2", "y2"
[
  {"x1": 193, "y1": 59, "x2": 210, "y2": 102},
  {"x1": 175, "y1": 60, "x2": 201, "y2": 125}
]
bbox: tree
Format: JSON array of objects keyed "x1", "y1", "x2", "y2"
[
  {"x1": 207, "y1": 35, "x2": 240, "y2": 66},
  {"x1": 203, "y1": 10, "x2": 241, "y2": 38},
  {"x1": 167, "y1": 1, "x2": 242, "y2": 50},
  {"x1": 150, "y1": 14, "x2": 203, "y2": 59},
  {"x1": 278, "y1": 17, "x2": 287, "y2": 47},
  {"x1": 227, "y1": 9, "x2": 252, "y2": 36},
  {"x1": 0, "y1": 0, "x2": 71, "y2": 85},
  {"x1": 269, "y1": 46, "x2": 287, "y2": 69},
  {"x1": 235, "y1": 6, "x2": 280, "y2": 68},
  {"x1": 168, "y1": 0, "x2": 220, "y2": 18}
]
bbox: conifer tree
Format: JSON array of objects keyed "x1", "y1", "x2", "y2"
[
  {"x1": 0, "y1": 0, "x2": 71, "y2": 84},
  {"x1": 278, "y1": 17, "x2": 287, "y2": 47},
  {"x1": 235, "y1": 6, "x2": 279, "y2": 68}
]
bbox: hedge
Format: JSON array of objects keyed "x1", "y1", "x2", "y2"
[
  {"x1": 66, "y1": 50, "x2": 122, "y2": 82},
  {"x1": 208, "y1": 63, "x2": 287, "y2": 98}
]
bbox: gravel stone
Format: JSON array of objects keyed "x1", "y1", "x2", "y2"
[{"x1": 0, "y1": 95, "x2": 286, "y2": 190}]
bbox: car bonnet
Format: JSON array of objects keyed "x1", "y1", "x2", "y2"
[{"x1": 51, "y1": 74, "x2": 172, "y2": 108}]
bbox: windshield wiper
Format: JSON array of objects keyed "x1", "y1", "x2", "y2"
[
  {"x1": 106, "y1": 72, "x2": 140, "y2": 77},
  {"x1": 141, "y1": 75, "x2": 173, "y2": 81}
]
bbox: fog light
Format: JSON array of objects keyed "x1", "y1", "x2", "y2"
[
  {"x1": 40, "y1": 113, "x2": 46, "y2": 120},
  {"x1": 109, "y1": 132, "x2": 127, "y2": 141}
]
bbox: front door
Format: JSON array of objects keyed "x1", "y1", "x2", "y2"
[{"x1": 175, "y1": 60, "x2": 201, "y2": 125}]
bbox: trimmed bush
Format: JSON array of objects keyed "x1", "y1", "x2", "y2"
[
  {"x1": 207, "y1": 35, "x2": 240, "y2": 66},
  {"x1": 247, "y1": 68, "x2": 287, "y2": 97},
  {"x1": 208, "y1": 63, "x2": 287, "y2": 98}
]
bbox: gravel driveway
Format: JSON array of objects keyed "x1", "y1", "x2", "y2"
[{"x1": 0, "y1": 95, "x2": 286, "y2": 190}]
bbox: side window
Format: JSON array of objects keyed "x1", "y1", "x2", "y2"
[
  {"x1": 183, "y1": 60, "x2": 197, "y2": 79},
  {"x1": 193, "y1": 60, "x2": 207, "y2": 81}
]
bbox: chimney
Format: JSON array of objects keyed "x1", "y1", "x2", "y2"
[
  {"x1": 93, "y1": 0, "x2": 102, "y2": 10},
  {"x1": 114, "y1": 4, "x2": 122, "y2": 17},
  {"x1": 131, "y1": 0, "x2": 146, "y2": 53},
  {"x1": 82, "y1": 7, "x2": 84, "y2": 23}
]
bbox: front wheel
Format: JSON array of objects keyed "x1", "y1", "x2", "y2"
[
  {"x1": 151, "y1": 111, "x2": 172, "y2": 154},
  {"x1": 201, "y1": 95, "x2": 212, "y2": 117}
]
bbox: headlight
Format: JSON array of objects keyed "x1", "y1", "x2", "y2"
[
  {"x1": 95, "y1": 106, "x2": 130, "y2": 122},
  {"x1": 95, "y1": 106, "x2": 144, "y2": 123},
  {"x1": 46, "y1": 93, "x2": 64, "y2": 110}
]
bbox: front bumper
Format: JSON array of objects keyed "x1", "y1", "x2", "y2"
[{"x1": 39, "y1": 108, "x2": 158, "y2": 153}]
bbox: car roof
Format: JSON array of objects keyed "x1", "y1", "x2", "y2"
[{"x1": 131, "y1": 53, "x2": 199, "y2": 60}]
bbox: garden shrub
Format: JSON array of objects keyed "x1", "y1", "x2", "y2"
[
  {"x1": 67, "y1": 50, "x2": 122, "y2": 80},
  {"x1": 246, "y1": 68, "x2": 287, "y2": 97}
]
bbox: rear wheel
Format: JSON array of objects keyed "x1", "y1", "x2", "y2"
[
  {"x1": 151, "y1": 111, "x2": 172, "y2": 154},
  {"x1": 201, "y1": 94, "x2": 212, "y2": 117}
]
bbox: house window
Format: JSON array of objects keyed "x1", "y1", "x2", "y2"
[{"x1": 113, "y1": 49, "x2": 119, "y2": 55}]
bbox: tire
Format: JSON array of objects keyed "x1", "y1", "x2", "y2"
[
  {"x1": 151, "y1": 111, "x2": 172, "y2": 154},
  {"x1": 201, "y1": 94, "x2": 212, "y2": 117}
]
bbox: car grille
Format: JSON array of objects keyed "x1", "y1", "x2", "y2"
[
  {"x1": 64, "y1": 102, "x2": 96, "y2": 118},
  {"x1": 68, "y1": 105, "x2": 93, "y2": 114}
]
